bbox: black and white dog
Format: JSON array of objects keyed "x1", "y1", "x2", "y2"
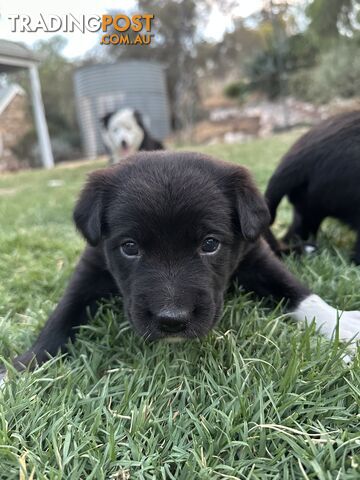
[
  {"x1": 101, "y1": 108, "x2": 163, "y2": 164},
  {"x1": 6, "y1": 151, "x2": 359, "y2": 375},
  {"x1": 265, "y1": 111, "x2": 360, "y2": 263}
]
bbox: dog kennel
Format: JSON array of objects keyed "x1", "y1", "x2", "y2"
[{"x1": 73, "y1": 60, "x2": 171, "y2": 158}]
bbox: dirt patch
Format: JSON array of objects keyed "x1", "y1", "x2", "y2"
[
  {"x1": 0, "y1": 187, "x2": 20, "y2": 195},
  {"x1": 191, "y1": 117, "x2": 261, "y2": 144},
  {"x1": 56, "y1": 157, "x2": 107, "y2": 169}
]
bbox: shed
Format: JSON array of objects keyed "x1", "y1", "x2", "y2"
[
  {"x1": 0, "y1": 39, "x2": 54, "y2": 168},
  {"x1": 74, "y1": 61, "x2": 170, "y2": 158}
]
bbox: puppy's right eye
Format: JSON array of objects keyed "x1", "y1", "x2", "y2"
[
  {"x1": 120, "y1": 241, "x2": 139, "y2": 257},
  {"x1": 200, "y1": 237, "x2": 220, "y2": 254}
]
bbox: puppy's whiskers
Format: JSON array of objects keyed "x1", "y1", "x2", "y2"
[
  {"x1": 142, "y1": 328, "x2": 151, "y2": 342},
  {"x1": 189, "y1": 326, "x2": 199, "y2": 340}
]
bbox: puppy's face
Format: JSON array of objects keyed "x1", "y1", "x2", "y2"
[
  {"x1": 74, "y1": 152, "x2": 269, "y2": 341},
  {"x1": 105, "y1": 109, "x2": 144, "y2": 157}
]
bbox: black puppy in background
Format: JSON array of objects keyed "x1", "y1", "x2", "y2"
[
  {"x1": 8, "y1": 152, "x2": 360, "y2": 372},
  {"x1": 265, "y1": 111, "x2": 360, "y2": 263},
  {"x1": 101, "y1": 108, "x2": 163, "y2": 165}
]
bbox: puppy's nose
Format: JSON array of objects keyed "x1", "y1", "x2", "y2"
[
  {"x1": 157, "y1": 308, "x2": 189, "y2": 334},
  {"x1": 121, "y1": 139, "x2": 128, "y2": 149}
]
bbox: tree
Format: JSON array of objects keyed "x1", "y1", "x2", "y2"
[
  {"x1": 306, "y1": 0, "x2": 359, "y2": 40},
  {"x1": 196, "y1": 18, "x2": 264, "y2": 80},
  {"x1": 242, "y1": 1, "x2": 320, "y2": 99},
  {"x1": 107, "y1": 0, "x2": 209, "y2": 131},
  {"x1": 32, "y1": 37, "x2": 79, "y2": 143},
  {"x1": 243, "y1": 2, "x2": 291, "y2": 98}
]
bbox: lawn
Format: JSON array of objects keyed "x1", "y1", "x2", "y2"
[{"x1": 0, "y1": 133, "x2": 359, "y2": 479}]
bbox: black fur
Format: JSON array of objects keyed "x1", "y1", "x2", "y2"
[
  {"x1": 101, "y1": 112, "x2": 114, "y2": 130},
  {"x1": 12, "y1": 152, "x2": 310, "y2": 370},
  {"x1": 133, "y1": 110, "x2": 163, "y2": 150},
  {"x1": 265, "y1": 111, "x2": 360, "y2": 264}
]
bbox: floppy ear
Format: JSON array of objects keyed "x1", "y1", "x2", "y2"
[
  {"x1": 230, "y1": 166, "x2": 270, "y2": 241},
  {"x1": 133, "y1": 110, "x2": 146, "y2": 129},
  {"x1": 73, "y1": 170, "x2": 110, "y2": 246},
  {"x1": 101, "y1": 112, "x2": 114, "y2": 129}
]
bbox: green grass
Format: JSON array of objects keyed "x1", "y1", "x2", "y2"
[{"x1": 0, "y1": 133, "x2": 359, "y2": 479}]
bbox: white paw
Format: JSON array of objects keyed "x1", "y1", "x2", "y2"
[
  {"x1": 335, "y1": 311, "x2": 360, "y2": 347},
  {"x1": 304, "y1": 244, "x2": 317, "y2": 254},
  {"x1": 292, "y1": 294, "x2": 360, "y2": 343}
]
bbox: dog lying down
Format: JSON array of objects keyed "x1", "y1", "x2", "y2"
[
  {"x1": 4, "y1": 152, "x2": 360, "y2": 378},
  {"x1": 101, "y1": 108, "x2": 163, "y2": 165}
]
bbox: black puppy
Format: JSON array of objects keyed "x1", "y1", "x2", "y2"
[
  {"x1": 10, "y1": 152, "x2": 360, "y2": 371},
  {"x1": 265, "y1": 111, "x2": 360, "y2": 263},
  {"x1": 101, "y1": 108, "x2": 163, "y2": 165}
]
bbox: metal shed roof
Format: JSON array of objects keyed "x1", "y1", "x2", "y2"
[{"x1": 0, "y1": 39, "x2": 39, "y2": 71}]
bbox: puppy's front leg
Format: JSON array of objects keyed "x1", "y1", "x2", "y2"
[
  {"x1": 234, "y1": 239, "x2": 360, "y2": 346},
  {"x1": 12, "y1": 246, "x2": 118, "y2": 370}
]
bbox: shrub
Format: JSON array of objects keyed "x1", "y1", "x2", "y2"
[
  {"x1": 12, "y1": 130, "x2": 81, "y2": 167},
  {"x1": 224, "y1": 81, "x2": 250, "y2": 101},
  {"x1": 289, "y1": 41, "x2": 360, "y2": 103}
]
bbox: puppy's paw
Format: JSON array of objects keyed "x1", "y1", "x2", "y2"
[
  {"x1": 279, "y1": 241, "x2": 317, "y2": 257},
  {"x1": 303, "y1": 243, "x2": 317, "y2": 254},
  {"x1": 292, "y1": 294, "x2": 360, "y2": 345},
  {"x1": 335, "y1": 310, "x2": 360, "y2": 348}
]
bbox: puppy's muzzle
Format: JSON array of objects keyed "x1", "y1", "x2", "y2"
[{"x1": 129, "y1": 281, "x2": 217, "y2": 340}]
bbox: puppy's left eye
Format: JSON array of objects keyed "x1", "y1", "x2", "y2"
[
  {"x1": 201, "y1": 237, "x2": 220, "y2": 254},
  {"x1": 121, "y1": 241, "x2": 139, "y2": 257}
]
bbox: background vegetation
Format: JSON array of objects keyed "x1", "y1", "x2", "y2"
[{"x1": 6, "y1": 0, "x2": 360, "y2": 164}]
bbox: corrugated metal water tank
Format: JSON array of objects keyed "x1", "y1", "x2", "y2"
[{"x1": 74, "y1": 61, "x2": 170, "y2": 157}]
